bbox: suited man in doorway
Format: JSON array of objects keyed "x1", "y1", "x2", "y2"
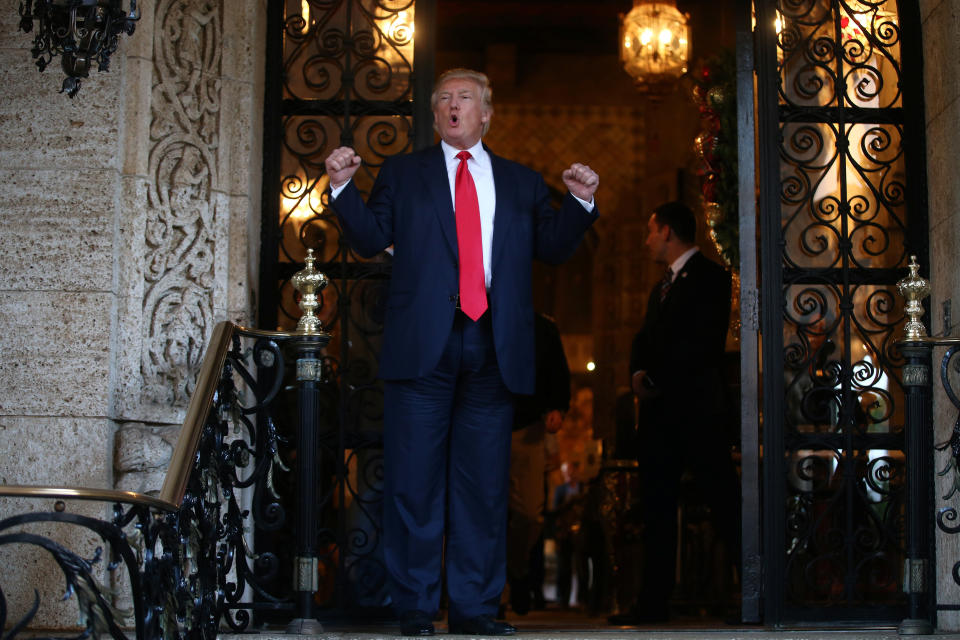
[
  {"x1": 325, "y1": 68, "x2": 599, "y2": 636},
  {"x1": 610, "y1": 201, "x2": 740, "y2": 624}
]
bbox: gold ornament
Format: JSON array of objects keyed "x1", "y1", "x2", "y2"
[
  {"x1": 707, "y1": 85, "x2": 726, "y2": 107},
  {"x1": 705, "y1": 201, "x2": 724, "y2": 227}
]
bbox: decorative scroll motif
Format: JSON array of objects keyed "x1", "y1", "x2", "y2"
[
  {"x1": 777, "y1": 0, "x2": 901, "y2": 109},
  {"x1": 771, "y1": 0, "x2": 910, "y2": 613},
  {"x1": 143, "y1": 0, "x2": 223, "y2": 406},
  {"x1": 936, "y1": 347, "x2": 960, "y2": 546}
]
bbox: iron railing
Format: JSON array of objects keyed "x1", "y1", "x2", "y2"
[{"x1": 0, "y1": 308, "x2": 344, "y2": 637}]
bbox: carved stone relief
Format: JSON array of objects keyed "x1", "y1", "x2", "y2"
[{"x1": 143, "y1": 0, "x2": 223, "y2": 407}]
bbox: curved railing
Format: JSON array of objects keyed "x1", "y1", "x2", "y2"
[
  {"x1": 0, "y1": 252, "x2": 341, "y2": 639},
  {"x1": 0, "y1": 319, "x2": 328, "y2": 639}
]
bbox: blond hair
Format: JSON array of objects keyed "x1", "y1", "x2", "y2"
[{"x1": 431, "y1": 68, "x2": 494, "y2": 137}]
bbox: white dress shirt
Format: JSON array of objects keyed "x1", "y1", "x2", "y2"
[{"x1": 668, "y1": 246, "x2": 700, "y2": 282}]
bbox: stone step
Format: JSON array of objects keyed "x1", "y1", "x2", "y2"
[
  {"x1": 222, "y1": 630, "x2": 914, "y2": 640},
  {"x1": 223, "y1": 615, "x2": 923, "y2": 640}
]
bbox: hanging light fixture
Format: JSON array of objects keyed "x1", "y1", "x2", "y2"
[
  {"x1": 18, "y1": 0, "x2": 140, "y2": 98},
  {"x1": 619, "y1": 0, "x2": 690, "y2": 93}
]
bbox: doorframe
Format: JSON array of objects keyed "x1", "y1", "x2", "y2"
[{"x1": 735, "y1": 0, "x2": 763, "y2": 624}]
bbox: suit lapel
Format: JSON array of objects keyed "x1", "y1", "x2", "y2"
[
  {"x1": 660, "y1": 252, "x2": 700, "y2": 311},
  {"x1": 420, "y1": 145, "x2": 459, "y2": 258},
  {"x1": 489, "y1": 146, "x2": 516, "y2": 275}
]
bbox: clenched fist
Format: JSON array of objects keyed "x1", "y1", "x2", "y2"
[
  {"x1": 561, "y1": 162, "x2": 599, "y2": 202},
  {"x1": 325, "y1": 146, "x2": 362, "y2": 189}
]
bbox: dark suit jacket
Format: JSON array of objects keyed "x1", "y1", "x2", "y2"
[
  {"x1": 513, "y1": 313, "x2": 571, "y2": 428},
  {"x1": 629, "y1": 251, "x2": 732, "y2": 425},
  {"x1": 331, "y1": 143, "x2": 598, "y2": 395}
]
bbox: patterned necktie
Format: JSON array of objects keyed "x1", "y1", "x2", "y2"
[
  {"x1": 659, "y1": 267, "x2": 674, "y2": 302},
  {"x1": 454, "y1": 151, "x2": 487, "y2": 320}
]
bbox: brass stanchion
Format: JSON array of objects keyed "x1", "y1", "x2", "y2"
[
  {"x1": 286, "y1": 249, "x2": 330, "y2": 635},
  {"x1": 896, "y1": 256, "x2": 934, "y2": 635}
]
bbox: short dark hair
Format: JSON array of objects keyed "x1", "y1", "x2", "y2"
[{"x1": 652, "y1": 201, "x2": 696, "y2": 245}]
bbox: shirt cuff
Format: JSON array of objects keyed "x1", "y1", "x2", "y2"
[
  {"x1": 573, "y1": 194, "x2": 595, "y2": 212},
  {"x1": 330, "y1": 179, "x2": 351, "y2": 200}
]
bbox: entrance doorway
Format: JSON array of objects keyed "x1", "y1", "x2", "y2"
[{"x1": 256, "y1": 0, "x2": 931, "y2": 629}]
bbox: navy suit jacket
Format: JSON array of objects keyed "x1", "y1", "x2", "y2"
[{"x1": 331, "y1": 143, "x2": 598, "y2": 395}]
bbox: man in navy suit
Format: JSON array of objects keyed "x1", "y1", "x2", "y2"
[
  {"x1": 324, "y1": 68, "x2": 599, "y2": 636},
  {"x1": 610, "y1": 201, "x2": 739, "y2": 624}
]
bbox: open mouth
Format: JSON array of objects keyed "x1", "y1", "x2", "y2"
[{"x1": 449, "y1": 114, "x2": 459, "y2": 125}]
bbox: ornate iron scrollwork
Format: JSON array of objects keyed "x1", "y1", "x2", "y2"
[{"x1": 758, "y1": 0, "x2": 925, "y2": 619}]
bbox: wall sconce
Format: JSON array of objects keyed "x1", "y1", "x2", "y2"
[
  {"x1": 619, "y1": 0, "x2": 690, "y2": 93},
  {"x1": 18, "y1": 0, "x2": 140, "y2": 98}
]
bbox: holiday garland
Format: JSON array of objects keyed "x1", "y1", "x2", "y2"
[{"x1": 693, "y1": 49, "x2": 738, "y2": 269}]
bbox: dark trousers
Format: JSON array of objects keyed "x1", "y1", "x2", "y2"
[
  {"x1": 382, "y1": 311, "x2": 514, "y2": 622},
  {"x1": 638, "y1": 413, "x2": 740, "y2": 609}
]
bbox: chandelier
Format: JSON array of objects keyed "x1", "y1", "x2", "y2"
[
  {"x1": 18, "y1": 0, "x2": 140, "y2": 98},
  {"x1": 619, "y1": 0, "x2": 690, "y2": 93}
]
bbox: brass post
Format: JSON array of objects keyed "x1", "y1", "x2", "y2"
[
  {"x1": 292, "y1": 248, "x2": 329, "y2": 334},
  {"x1": 286, "y1": 248, "x2": 330, "y2": 634},
  {"x1": 897, "y1": 255, "x2": 931, "y2": 341},
  {"x1": 896, "y1": 255, "x2": 935, "y2": 635}
]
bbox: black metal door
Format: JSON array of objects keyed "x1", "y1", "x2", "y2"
[
  {"x1": 256, "y1": 0, "x2": 434, "y2": 619},
  {"x1": 752, "y1": 0, "x2": 928, "y2": 624}
]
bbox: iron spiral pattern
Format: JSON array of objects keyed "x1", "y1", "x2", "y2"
[
  {"x1": 0, "y1": 508, "x2": 170, "y2": 640},
  {"x1": 935, "y1": 346, "x2": 960, "y2": 591},
  {"x1": 774, "y1": 0, "x2": 909, "y2": 611}
]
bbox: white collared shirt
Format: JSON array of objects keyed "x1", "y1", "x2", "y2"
[{"x1": 668, "y1": 246, "x2": 699, "y2": 282}]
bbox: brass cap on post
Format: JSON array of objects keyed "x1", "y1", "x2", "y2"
[
  {"x1": 292, "y1": 249, "x2": 329, "y2": 334},
  {"x1": 896, "y1": 255, "x2": 931, "y2": 341}
]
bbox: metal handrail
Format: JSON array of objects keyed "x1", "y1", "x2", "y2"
[
  {"x1": 0, "y1": 485, "x2": 177, "y2": 512},
  {"x1": 0, "y1": 321, "x2": 307, "y2": 510},
  {"x1": 160, "y1": 320, "x2": 321, "y2": 506},
  {"x1": 0, "y1": 321, "x2": 239, "y2": 512},
  {"x1": 158, "y1": 320, "x2": 236, "y2": 506}
]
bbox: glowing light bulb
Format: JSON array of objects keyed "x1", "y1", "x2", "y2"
[
  {"x1": 659, "y1": 28, "x2": 673, "y2": 45},
  {"x1": 586, "y1": 361, "x2": 597, "y2": 372},
  {"x1": 640, "y1": 28, "x2": 653, "y2": 46}
]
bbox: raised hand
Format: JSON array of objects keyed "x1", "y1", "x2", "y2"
[
  {"x1": 561, "y1": 162, "x2": 599, "y2": 202},
  {"x1": 325, "y1": 146, "x2": 362, "y2": 189}
]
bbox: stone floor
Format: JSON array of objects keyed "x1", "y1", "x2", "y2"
[{"x1": 224, "y1": 607, "x2": 957, "y2": 640}]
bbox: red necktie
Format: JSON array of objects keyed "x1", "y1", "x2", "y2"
[{"x1": 454, "y1": 151, "x2": 487, "y2": 320}]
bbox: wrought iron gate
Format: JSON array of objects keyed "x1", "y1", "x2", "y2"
[
  {"x1": 256, "y1": 0, "x2": 434, "y2": 620},
  {"x1": 752, "y1": 0, "x2": 929, "y2": 624}
]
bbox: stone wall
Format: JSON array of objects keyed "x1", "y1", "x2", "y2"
[
  {"x1": 920, "y1": 0, "x2": 960, "y2": 630},
  {"x1": 0, "y1": 0, "x2": 265, "y2": 628}
]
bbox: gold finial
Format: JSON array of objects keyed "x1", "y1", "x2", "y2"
[
  {"x1": 896, "y1": 255, "x2": 931, "y2": 341},
  {"x1": 291, "y1": 249, "x2": 328, "y2": 334}
]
